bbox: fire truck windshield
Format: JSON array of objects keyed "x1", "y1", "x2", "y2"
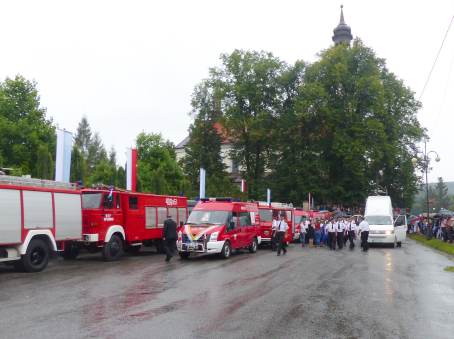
[
  {"x1": 187, "y1": 210, "x2": 231, "y2": 226},
  {"x1": 259, "y1": 209, "x2": 273, "y2": 222},
  {"x1": 82, "y1": 193, "x2": 103, "y2": 209}
]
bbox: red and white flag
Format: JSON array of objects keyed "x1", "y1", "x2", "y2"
[{"x1": 241, "y1": 179, "x2": 247, "y2": 193}]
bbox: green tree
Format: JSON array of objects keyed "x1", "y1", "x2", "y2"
[
  {"x1": 0, "y1": 75, "x2": 56, "y2": 177},
  {"x1": 136, "y1": 132, "x2": 186, "y2": 195},
  {"x1": 192, "y1": 50, "x2": 290, "y2": 200},
  {"x1": 74, "y1": 116, "x2": 92, "y2": 156},
  {"x1": 86, "y1": 132, "x2": 107, "y2": 174},
  {"x1": 116, "y1": 166, "x2": 126, "y2": 188},
  {"x1": 70, "y1": 145, "x2": 87, "y2": 184},
  {"x1": 181, "y1": 82, "x2": 239, "y2": 198},
  {"x1": 289, "y1": 40, "x2": 423, "y2": 206},
  {"x1": 36, "y1": 144, "x2": 54, "y2": 179},
  {"x1": 434, "y1": 177, "x2": 450, "y2": 211}
]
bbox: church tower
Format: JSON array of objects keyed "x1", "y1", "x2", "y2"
[{"x1": 332, "y1": 5, "x2": 353, "y2": 45}]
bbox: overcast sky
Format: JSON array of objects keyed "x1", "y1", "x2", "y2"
[{"x1": 1, "y1": 0, "x2": 453, "y2": 182}]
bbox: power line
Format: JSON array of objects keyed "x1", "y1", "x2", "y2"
[{"x1": 418, "y1": 15, "x2": 454, "y2": 101}]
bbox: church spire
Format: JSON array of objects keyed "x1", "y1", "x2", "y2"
[{"x1": 332, "y1": 5, "x2": 353, "y2": 46}]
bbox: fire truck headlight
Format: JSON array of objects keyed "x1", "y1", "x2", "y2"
[{"x1": 210, "y1": 232, "x2": 219, "y2": 241}]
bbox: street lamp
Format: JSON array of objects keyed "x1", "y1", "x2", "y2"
[{"x1": 411, "y1": 139, "x2": 440, "y2": 239}]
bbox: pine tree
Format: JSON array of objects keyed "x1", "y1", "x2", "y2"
[
  {"x1": 434, "y1": 177, "x2": 450, "y2": 211},
  {"x1": 74, "y1": 117, "x2": 92, "y2": 156}
]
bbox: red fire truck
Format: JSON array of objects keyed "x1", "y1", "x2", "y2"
[
  {"x1": 0, "y1": 176, "x2": 82, "y2": 272},
  {"x1": 177, "y1": 198, "x2": 261, "y2": 259},
  {"x1": 257, "y1": 202, "x2": 294, "y2": 247},
  {"x1": 79, "y1": 188, "x2": 187, "y2": 260}
]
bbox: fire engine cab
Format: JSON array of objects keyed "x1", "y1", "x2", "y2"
[
  {"x1": 0, "y1": 176, "x2": 82, "y2": 272},
  {"x1": 257, "y1": 202, "x2": 294, "y2": 246},
  {"x1": 80, "y1": 188, "x2": 187, "y2": 260},
  {"x1": 177, "y1": 198, "x2": 261, "y2": 259}
]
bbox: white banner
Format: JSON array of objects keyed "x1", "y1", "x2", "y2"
[{"x1": 55, "y1": 129, "x2": 73, "y2": 183}]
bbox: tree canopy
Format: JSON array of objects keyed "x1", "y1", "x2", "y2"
[
  {"x1": 0, "y1": 75, "x2": 55, "y2": 178},
  {"x1": 185, "y1": 41, "x2": 424, "y2": 206}
]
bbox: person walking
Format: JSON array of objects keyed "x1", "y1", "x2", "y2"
[
  {"x1": 163, "y1": 214, "x2": 177, "y2": 262},
  {"x1": 276, "y1": 213, "x2": 289, "y2": 256},
  {"x1": 347, "y1": 218, "x2": 357, "y2": 250},
  {"x1": 271, "y1": 214, "x2": 279, "y2": 251},
  {"x1": 326, "y1": 219, "x2": 336, "y2": 250},
  {"x1": 336, "y1": 218, "x2": 345, "y2": 249},
  {"x1": 314, "y1": 219, "x2": 321, "y2": 246},
  {"x1": 358, "y1": 217, "x2": 370, "y2": 252},
  {"x1": 300, "y1": 218, "x2": 307, "y2": 247}
]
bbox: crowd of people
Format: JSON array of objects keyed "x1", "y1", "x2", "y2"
[
  {"x1": 272, "y1": 214, "x2": 371, "y2": 254},
  {"x1": 411, "y1": 216, "x2": 454, "y2": 243}
]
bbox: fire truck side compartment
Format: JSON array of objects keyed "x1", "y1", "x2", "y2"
[
  {"x1": 23, "y1": 191, "x2": 53, "y2": 229},
  {"x1": 54, "y1": 193, "x2": 82, "y2": 240},
  {"x1": 0, "y1": 189, "x2": 22, "y2": 244}
]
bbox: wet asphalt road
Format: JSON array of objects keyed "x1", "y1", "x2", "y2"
[{"x1": 1, "y1": 239, "x2": 454, "y2": 339}]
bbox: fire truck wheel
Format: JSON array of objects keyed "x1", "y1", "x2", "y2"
[
  {"x1": 220, "y1": 241, "x2": 231, "y2": 259},
  {"x1": 102, "y1": 234, "x2": 124, "y2": 261},
  {"x1": 62, "y1": 242, "x2": 80, "y2": 260},
  {"x1": 248, "y1": 238, "x2": 258, "y2": 253},
  {"x1": 179, "y1": 252, "x2": 190, "y2": 259},
  {"x1": 21, "y1": 238, "x2": 50, "y2": 272}
]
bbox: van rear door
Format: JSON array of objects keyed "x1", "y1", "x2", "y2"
[{"x1": 394, "y1": 215, "x2": 407, "y2": 243}]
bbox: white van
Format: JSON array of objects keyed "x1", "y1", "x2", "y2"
[{"x1": 365, "y1": 195, "x2": 407, "y2": 247}]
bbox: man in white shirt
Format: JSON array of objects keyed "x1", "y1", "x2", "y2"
[
  {"x1": 358, "y1": 217, "x2": 370, "y2": 252},
  {"x1": 326, "y1": 219, "x2": 336, "y2": 250},
  {"x1": 276, "y1": 213, "x2": 289, "y2": 256},
  {"x1": 347, "y1": 218, "x2": 357, "y2": 250},
  {"x1": 336, "y1": 218, "x2": 345, "y2": 250},
  {"x1": 300, "y1": 218, "x2": 308, "y2": 247},
  {"x1": 271, "y1": 215, "x2": 279, "y2": 251}
]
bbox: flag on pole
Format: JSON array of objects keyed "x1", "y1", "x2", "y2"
[
  {"x1": 199, "y1": 168, "x2": 206, "y2": 199},
  {"x1": 55, "y1": 129, "x2": 73, "y2": 183},
  {"x1": 241, "y1": 179, "x2": 247, "y2": 193},
  {"x1": 126, "y1": 148, "x2": 137, "y2": 191}
]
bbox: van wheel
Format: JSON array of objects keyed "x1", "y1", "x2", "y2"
[
  {"x1": 179, "y1": 252, "x2": 190, "y2": 259},
  {"x1": 220, "y1": 242, "x2": 231, "y2": 259},
  {"x1": 21, "y1": 238, "x2": 50, "y2": 272},
  {"x1": 102, "y1": 234, "x2": 124, "y2": 261},
  {"x1": 62, "y1": 242, "x2": 79, "y2": 260},
  {"x1": 249, "y1": 238, "x2": 258, "y2": 253},
  {"x1": 397, "y1": 241, "x2": 402, "y2": 248}
]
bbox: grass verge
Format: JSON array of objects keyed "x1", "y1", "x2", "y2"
[
  {"x1": 444, "y1": 266, "x2": 454, "y2": 272},
  {"x1": 409, "y1": 233, "x2": 454, "y2": 256}
]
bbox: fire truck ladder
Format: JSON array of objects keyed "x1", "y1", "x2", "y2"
[{"x1": 0, "y1": 175, "x2": 78, "y2": 190}]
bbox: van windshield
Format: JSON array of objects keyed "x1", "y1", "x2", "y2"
[
  {"x1": 366, "y1": 215, "x2": 393, "y2": 225},
  {"x1": 187, "y1": 210, "x2": 231, "y2": 226},
  {"x1": 82, "y1": 193, "x2": 102, "y2": 209}
]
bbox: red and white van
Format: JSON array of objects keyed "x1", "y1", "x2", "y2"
[
  {"x1": 0, "y1": 176, "x2": 82, "y2": 272},
  {"x1": 177, "y1": 198, "x2": 261, "y2": 259},
  {"x1": 80, "y1": 188, "x2": 187, "y2": 260},
  {"x1": 257, "y1": 202, "x2": 294, "y2": 245}
]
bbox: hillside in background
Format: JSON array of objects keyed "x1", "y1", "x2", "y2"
[{"x1": 415, "y1": 181, "x2": 454, "y2": 197}]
